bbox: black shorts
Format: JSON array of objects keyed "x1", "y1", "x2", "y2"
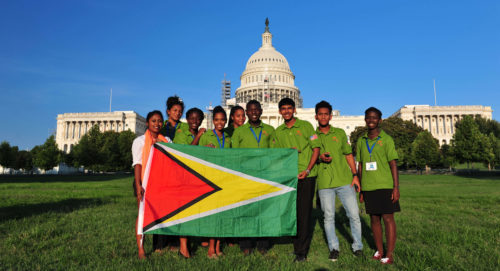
[{"x1": 363, "y1": 189, "x2": 400, "y2": 215}]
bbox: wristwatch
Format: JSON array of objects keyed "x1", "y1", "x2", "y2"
[
  {"x1": 352, "y1": 173, "x2": 358, "y2": 177},
  {"x1": 306, "y1": 169, "x2": 310, "y2": 175}
]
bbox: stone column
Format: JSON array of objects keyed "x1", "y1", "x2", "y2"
[
  {"x1": 64, "y1": 122, "x2": 68, "y2": 139},
  {"x1": 433, "y1": 115, "x2": 438, "y2": 135},
  {"x1": 68, "y1": 122, "x2": 73, "y2": 139},
  {"x1": 77, "y1": 122, "x2": 81, "y2": 138},
  {"x1": 442, "y1": 115, "x2": 446, "y2": 135}
]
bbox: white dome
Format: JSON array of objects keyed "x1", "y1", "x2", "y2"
[{"x1": 245, "y1": 47, "x2": 291, "y2": 72}]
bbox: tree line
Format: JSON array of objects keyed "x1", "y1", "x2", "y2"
[
  {"x1": 0, "y1": 126, "x2": 136, "y2": 173},
  {"x1": 1, "y1": 117, "x2": 498, "y2": 174},
  {"x1": 350, "y1": 115, "x2": 500, "y2": 172}
]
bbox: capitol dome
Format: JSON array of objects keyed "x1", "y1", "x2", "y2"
[{"x1": 235, "y1": 19, "x2": 302, "y2": 108}]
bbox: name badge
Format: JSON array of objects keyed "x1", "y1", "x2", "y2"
[{"x1": 366, "y1": 162, "x2": 377, "y2": 171}]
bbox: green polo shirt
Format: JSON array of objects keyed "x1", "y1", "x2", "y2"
[
  {"x1": 355, "y1": 130, "x2": 398, "y2": 191},
  {"x1": 231, "y1": 122, "x2": 275, "y2": 148},
  {"x1": 316, "y1": 126, "x2": 353, "y2": 190},
  {"x1": 160, "y1": 121, "x2": 189, "y2": 141},
  {"x1": 173, "y1": 128, "x2": 195, "y2": 145},
  {"x1": 199, "y1": 130, "x2": 231, "y2": 149},
  {"x1": 270, "y1": 118, "x2": 320, "y2": 176}
]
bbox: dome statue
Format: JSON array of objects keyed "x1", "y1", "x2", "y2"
[{"x1": 235, "y1": 19, "x2": 303, "y2": 108}]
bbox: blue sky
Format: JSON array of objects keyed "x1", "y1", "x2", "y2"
[{"x1": 1, "y1": 0, "x2": 498, "y2": 150}]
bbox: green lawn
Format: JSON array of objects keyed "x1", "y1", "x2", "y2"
[{"x1": 1, "y1": 174, "x2": 498, "y2": 270}]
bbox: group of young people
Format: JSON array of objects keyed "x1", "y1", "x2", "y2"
[{"x1": 131, "y1": 95, "x2": 400, "y2": 264}]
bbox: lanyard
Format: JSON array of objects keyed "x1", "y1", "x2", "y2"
[
  {"x1": 212, "y1": 129, "x2": 225, "y2": 148},
  {"x1": 250, "y1": 126, "x2": 263, "y2": 147},
  {"x1": 365, "y1": 136, "x2": 380, "y2": 161}
]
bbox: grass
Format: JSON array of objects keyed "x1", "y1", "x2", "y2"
[{"x1": 0, "y1": 174, "x2": 499, "y2": 270}]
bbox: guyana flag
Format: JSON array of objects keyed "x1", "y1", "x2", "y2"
[{"x1": 137, "y1": 142, "x2": 298, "y2": 237}]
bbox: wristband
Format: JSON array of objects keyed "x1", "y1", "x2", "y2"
[
  {"x1": 352, "y1": 173, "x2": 358, "y2": 177},
  {"x1": 306, "y1": 169, "x2": 310, "y2": 175}
]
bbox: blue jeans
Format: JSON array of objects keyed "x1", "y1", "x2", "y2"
[{"x1": 318, "y1": 184, "x2": 363, "y2": 252}]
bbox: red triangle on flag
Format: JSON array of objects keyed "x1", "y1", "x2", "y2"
[{"x1": 142, "y1": 145, "x2": 221, "y2": 231}]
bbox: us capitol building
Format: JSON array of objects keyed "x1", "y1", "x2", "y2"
[
  {"x1": 55, "y1": 19, "x2": 492, "y2": 153},
  {"x1": 221, "y1": 19, "x2": 367, "y2": 134}
]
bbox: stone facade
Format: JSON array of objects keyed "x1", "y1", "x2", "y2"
[
  {"x1": 56, "y1": 111, "x2": 146, "y2": 153},
  {"x1": 391, "y1": 105, "x2": 493, "y2": 145}
]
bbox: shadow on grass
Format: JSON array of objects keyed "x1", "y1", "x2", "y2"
[
  {"x1": 453, "y1": 171, "x2": 500, "y2": 179},
  {"x1": 0, "y1": 198, "x2": 109, "y2": 221},
  {"x1": 0, "y1": 174, "x2": 132, "y2": 183},
  {"x1": 335, "y1": 208, "x2": 376, "y2": 251},
  {"x1": 314, "y1": 199, "x2": 377, "y2": 252}
]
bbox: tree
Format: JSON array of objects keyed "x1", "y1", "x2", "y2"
[
  {"x1": 451, "y1": 116, "x2": 483, "y2": 168},
  {"x1": 410, "y1": 131, "x2": 440, "y2": 173},
  {"x1": 118, "y1": 130, "x2": 136, "y2": 171},
  {"x1": 33, "y1": 135, "x2": 61, "y2": 170},
  {"x1": 0, "y1": 141, "x2": 15, "y2": 173},
  {"x1": 14, "y1": 150, "x2": 33, "y2": 171},
  {"x1": 9, "y1": 146, "x2": 19, "y2": 169},
  {"x1": 482, "y1": 133, "x2": 498, "y2": 171},
  {"x1": 491, "y1": 133, "x2": 500, "y2": 170},
  {"x1": 474, "y1": 116, "x2": 500, "y2": 138},
  {"x1": 72, "y1": 126, "x2": 136, "y2": 172},
  {"x1": 440, "y1": 144, "x2": 456, "y2": 170},
  {"x1": 350, "y1": 117, "x2": 424, "y2": 168},
  {"x1": 72, "y1": 125, "x2": 104, "y2": 171},
  {"x1": 100, "y1": 131, "x2": 121, "y2": 171}
]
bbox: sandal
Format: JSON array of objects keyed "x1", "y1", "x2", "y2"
[
  {"x1": 380, "y1": 257, "x2": 393, "y2": 264},
  {"x1": 372, "y1": 251, "x2": 382, "y2": 260}
]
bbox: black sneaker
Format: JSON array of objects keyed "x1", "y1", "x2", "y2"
[
  {"x1": 353, "y1": 250, "x2": 363, "y2": 257},
  {"x1": 329, "y1": 249, "x2": 339, "y2": 261},
  {"x1": 294, "y1": 255, "x2": 307, "y2": 262}
]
